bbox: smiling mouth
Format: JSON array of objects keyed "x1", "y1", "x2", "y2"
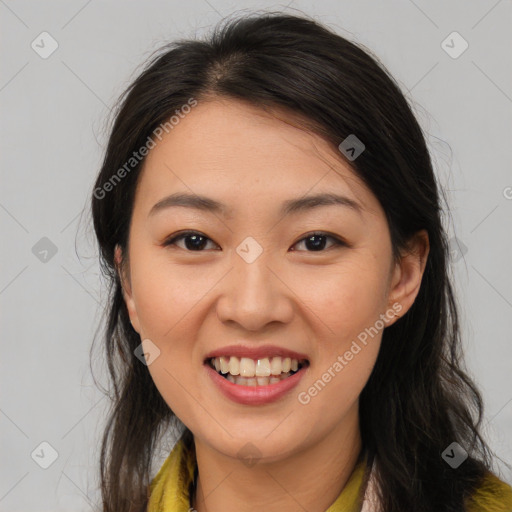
[{"x1": 206, "y1": 356, "x2": 309, "y2": 386}]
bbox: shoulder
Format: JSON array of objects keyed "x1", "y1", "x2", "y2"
[{"x1": 466, "y1": 471, "x2": 512, "y2": 512}]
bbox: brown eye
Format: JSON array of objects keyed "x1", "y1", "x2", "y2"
[
  {"x1": 291, "y1": 232, "x2": 346, "y2": 252},
  {"x1": 164, "y1": 231, "x2": 218, "y2": 251}
]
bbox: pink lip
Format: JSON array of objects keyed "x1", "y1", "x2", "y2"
[
  {"x1": 205, "y1": 363, "x2": 308, "y2": 405},
  {"x1": 203, "y1": 344, "x2": 309, "y2": 362}
]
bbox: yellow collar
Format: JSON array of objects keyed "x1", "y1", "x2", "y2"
[
  {"x1": 147, "y1": 436, "x2": 512, "y2": 512},
  {"x1": 147, "y1": 437, "x2": 366, "y2": 511}
]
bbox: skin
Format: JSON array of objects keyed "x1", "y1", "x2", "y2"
[{"x1": 115, "y1": 98, "x2": 429, "y2": 512}]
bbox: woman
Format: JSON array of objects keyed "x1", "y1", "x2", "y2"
[{"x1": 90, "y1": 11, "x2": 512, "y2": 512}]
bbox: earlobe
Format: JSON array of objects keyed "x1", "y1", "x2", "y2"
[
  {"x1": 114, "y1": 244, "x2": 141, "y2": 334},
  {"x1": 387, "y1": 230, "x2": 430, "y2": 320}
]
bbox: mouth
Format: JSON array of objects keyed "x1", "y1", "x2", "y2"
[{"x1": 206, "y1": 356, "x2": 310, "y2": 387}]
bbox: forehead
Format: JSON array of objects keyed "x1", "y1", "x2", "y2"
[{"x1": 133, "y1": 98, "x2": 380, "y2": 219}]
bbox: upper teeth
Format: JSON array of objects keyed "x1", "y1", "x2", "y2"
[{"x1": 211, "y1": 356, "x2": 301, "y2": 377}]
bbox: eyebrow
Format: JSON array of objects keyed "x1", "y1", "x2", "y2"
[{"x1": 148, "y1": 192, "x2": 363, "y2": 218}]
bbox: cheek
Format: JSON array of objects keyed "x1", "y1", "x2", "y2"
[
  {"x1": 290, "y1": 257, "x2": 389, "y2": 339},
  {"x1": 131, "y1": 272, "x2": 202, "y2": 424},
  {"x1": 129, "y1": 252, "x2": 213, "y2": 338},
  {"x1": 296, "y1": 335, "x2": 381, "y2": 429},
  {"x1": 291, "y1": 254, "x2": 387, "y2": 411},
  {"x1": 127, "y1": 252, "x2": 213, "y2": 419}
]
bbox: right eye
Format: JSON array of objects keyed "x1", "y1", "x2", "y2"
[{"x1": 162, "y1": 230, "x2": 220, "y2": 251}]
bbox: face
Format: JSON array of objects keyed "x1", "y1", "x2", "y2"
[{"x1": 116, "y1": 98, "x2": 424, "y2": 463}]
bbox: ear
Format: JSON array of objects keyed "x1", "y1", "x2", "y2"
[
  {"x1": 386, "y1": 229, "x2": 430, "y2": 325},
  {"x1": 114, "y1": 244, "x2": 141, "y2": 334}
]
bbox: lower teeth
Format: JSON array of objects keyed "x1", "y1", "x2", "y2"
[{"x1": 217, "y1": 369, "x2": 298, "y2": 386}]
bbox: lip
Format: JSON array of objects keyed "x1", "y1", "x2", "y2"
[
  {"x1": 205, "y1": 362, "x2": 308, "y2": 405},
  {"x1": 203, "y1": 344, "x2": 309, "y2": 362}
]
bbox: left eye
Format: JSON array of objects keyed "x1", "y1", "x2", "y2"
[
  {"x1": 291, "y1": 232, "x2": 345, "y2": 252},
  {"x1": 163, "y1": 231, "x2": 345, "y2": 252}
]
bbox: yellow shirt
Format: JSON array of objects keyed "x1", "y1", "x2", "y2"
[{"x1": 147, "y1": 438, "x2": 512, "y2": 512}]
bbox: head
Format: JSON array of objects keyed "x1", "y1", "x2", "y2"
[{"x1": 91, "y1": 12, "x2": 490, "y2": 512}]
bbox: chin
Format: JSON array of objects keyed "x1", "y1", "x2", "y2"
[{"x1": 192, "y1": 418, "x2": 315, "y2": 463}]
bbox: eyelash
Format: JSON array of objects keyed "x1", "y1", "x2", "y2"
[{"x1": 162, "y1": 230, "x2": 347, "y2": 252}]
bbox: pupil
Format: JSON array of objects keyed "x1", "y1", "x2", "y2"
[
  {"x1": 306, "y1": 235, "x2": 326, "y2": 251},
  {"x1": 185, "y1": 234, "x2": 207, "y2": 251}
]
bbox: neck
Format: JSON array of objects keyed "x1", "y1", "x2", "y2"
[{"x1": 192, "y1": 407, "x2": 362, "y2": 512}]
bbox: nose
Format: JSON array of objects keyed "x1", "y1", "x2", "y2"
[{"x1": 215, "y1": 251, "x2": 294, "y2": 332}]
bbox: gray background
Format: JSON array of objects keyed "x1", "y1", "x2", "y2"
[{"x1": 1, "y1": 0, "x2": 511, "y2": 510}]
